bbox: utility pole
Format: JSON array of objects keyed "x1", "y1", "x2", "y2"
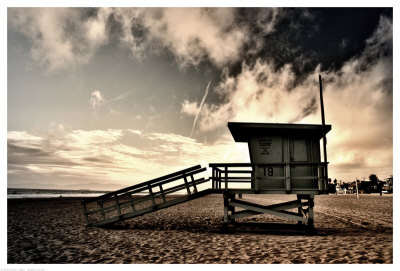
[{"x1": 355, "y1": 178, "x2": 359, "y2": 200}]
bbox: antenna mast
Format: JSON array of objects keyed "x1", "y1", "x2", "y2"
[{"x1": 319, "y1": 75, "x2": 328, "y2": 181}]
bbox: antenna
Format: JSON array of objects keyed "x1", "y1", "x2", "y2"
[{"x1": 319, "y1": 75, "x2": 328, "y2": 181}]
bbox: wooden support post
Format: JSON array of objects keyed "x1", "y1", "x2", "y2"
[
  {"x1": 212, "y1": 168, "x2": 215, "y2": 189},
  {"x1": 217, "y1": 169, "x2": 220, "y2": 189},
  {"x1": 159, "y1": 185, "x2": 167, "y2": 203},
  {"x1": 229, "y1": 195, "x2": 235, "y2": 224},
  {"x1": 223, "y1": 192, "x2": 229, "y2": 224},
  {"x1": 224, "y1": 167, "x2": 228, "y2": 190},
  {"x1": 307, "y1": 195, "x2": 314, "y2": 229},
  {"x1": 98, "y1": 201, "x2": 106, "y2": 220},
  {"x1": 128, "y1": 194, "x2": 136, "y2": 211},
  {"x1": 219, "y1": 169, "x2": 222, "y2": 189},
  {"x1": 114, "y1": 194, "x2": 122, "y2": 218},
  {"x1": 285, "y1": 164, "x2": 291, "y2": 193},
  {"x1": 183, "y1": 175, "x2": 191, "y2": 195},
  {"x1": 318, "y1": 166, "x2": 323, "y2": 191},
  {"x1": 148, "y1": 185, "x2": 156, "y2": 207},
  {"x1": 82, "y1": 202, "x2": 89, "y2": 226},
  {"x1": 251, "y1": 165, "x2": 255, "y2": 190},
  {"x1": 254, "y1": 166, "x2": 259, "y2": 192},
  {"x1": 190, "y1": 175, "x2": 198, "y2": 193},
  {"x1": 297, "y1": 195, "x2": 303, "y2": 225}
]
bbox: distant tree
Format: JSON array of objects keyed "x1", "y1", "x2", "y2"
[
  {"x1": 334, "y1": 179, "x2": 337, "y2": 186},
  {"x1": 328, "y1": 183, "x2": 336, "y2": 194},
  {"x1": 369, "y1": 174, "x2": 379, "y2": 186}
]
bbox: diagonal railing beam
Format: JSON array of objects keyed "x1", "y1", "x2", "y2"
[{"x1": 229, "y1": 199, "x2": 308, "y2": 223}]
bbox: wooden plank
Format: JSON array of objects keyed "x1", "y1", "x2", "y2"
[
  {"x1": 229, "y1": 199, "x2": 308, "y2": 222},
  {"x1": 259, "y1": 199, "x2": 306, "y2": 211},
  {"x1": 114, "y1": 195, "x2": 122, "y2": 217},
  {"x1": 217, "y1": 180, "x2": 252, "y2": 183},
  {"x1": 209, "y1": 163, "x2": 252, "y2": 167},
  {"x1": 231, "y1": 210, "x2": 260, "y2": 219},
  {"x1": 156, "y1": 177, "x2": 208, "y2": 196},
  {"x1": 308, "y1": 195, "x2": 314, "y2": 226},
  {"x1": 212, "y1": 168, "x2": 215, "y2": 189},
  {"x1": 229, "y1": 199, "x2": 305, "y2": 213},
  {"x1": 190, "y1": 175, "x2": 198, "y2": 193},
  {"x1": 220, "y1": 176, "x2": 254, "y2": 180},
  {"x1": 225, "y1": 170, "x2": 253, "y2": 174},
  {"x1": 183, "y1": 175, "x2": 191, "y2": 195},
  {"x1": 223, "y1": 194, "x2": 229, "y2": 222},
  {"x1": 148, "y1": 185, "x2": 156, "y2": 207},
  {"x1": 254, "y1": 166, "x2": 259, "y2": 191},
  {"x1": 285, "y1": 164, "x2": 291, "y2": 192},
  {"x1": 318, "y1": 166, "x2": 323, "y2": 191},
  {"x1": 209, "y1": 162, "x2": 328, "y2": 168},
  {"x1": 127, "y1": 194, "x2": 136, "y2": 211},
  {"x1": 224, "y1": 167, "x2": 228, "y2": 189},
  {"x1": 81, "y1": 202, "x2": 89, "y2": 226},
  {"x1": 290, "y1": 176, "x2": 319, "y2": 180},
  {"x1": 159, "y1": 185, "x2": 166, "y2": 203},
  {"x1": 257, "y1": 176, "x2": 286, "y2": 180},
  {"x1": 98, "y1": 202, "x2": 106, "y2": 219}
]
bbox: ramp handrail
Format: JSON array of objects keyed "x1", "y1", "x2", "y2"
[
  {"x1": 82, "y1": 165, "x2": 209, "y2": 226},
  {"x1": 84, "y1": 165, "x2": 202, "y2": 203}
]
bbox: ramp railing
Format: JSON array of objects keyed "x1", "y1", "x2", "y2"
[{"x1": 82, "y1": 165, "x2": 209, "y2": 227}]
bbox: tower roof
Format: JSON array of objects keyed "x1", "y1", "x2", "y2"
[{"x1": 227, "y1": 122, "x2": 331, "y2": 142}]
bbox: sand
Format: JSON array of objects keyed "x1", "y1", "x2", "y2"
[{"x1": 7, "y1": 194, "x2": 392, "y2": 264}]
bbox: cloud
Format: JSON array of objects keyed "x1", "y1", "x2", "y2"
[
  {"x1": 8, "y1": 8, "x2": 279, "y2": 70},
  {"x1": 137, "y1": 8, "x2": 249, "y2": 67},
  {"x1": 181, "y1": 60, "x2": 314, "y2": 132},
  {"x1": 7, "y1": 128, "x2": 249, "y2": 190},
  {"x1": 180, "y1": 15, "x2": 393, "y2": 181},
  {"x1": 89, "y1": 90, "x2": 105, "y2": 109},
  {"x1": 89, "y1": 90, "x2": 133, "y2": 114},
  {"x1": 8, "y1": 8, "x2": 111, "y2": 71}
]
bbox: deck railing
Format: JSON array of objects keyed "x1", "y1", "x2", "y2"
[{"x1": 209, "y1": 162, "x2": 328, "y2": 192}]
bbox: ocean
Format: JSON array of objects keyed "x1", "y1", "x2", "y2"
[{"x1": 7, "y1": 188, "x2": 109, "y2": 199}]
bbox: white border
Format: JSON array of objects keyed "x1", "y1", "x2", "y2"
[{"x1": 1, "y1": 1, "x2": 398, "y2": 270}]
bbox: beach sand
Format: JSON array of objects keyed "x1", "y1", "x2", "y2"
[{"x1": 7, "y1": 194, "x2": 392, "y2": 264}]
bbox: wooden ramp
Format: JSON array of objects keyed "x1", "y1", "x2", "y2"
[{"x1": 82, "y1": 165, "x2": 212, "y2": 227}]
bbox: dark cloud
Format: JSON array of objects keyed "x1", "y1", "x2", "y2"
[
  {"x1": 227, "y1": 8, "x2": 392, "y2": 86},
  {"x1": 130, "y1": 17, "x2": 147, "y2": 44},
  {"x1": 80, "y1": 8, "x2": 99, "y2": 20},
  {"x1": 83, "y1": 157, "x2": 113, "y2": 164},
  {"x1": 290, "y1": 97, "x2": 318, "y2": 123},
  {"x1": 106, "y1": 12, "x2": 124, "y2": 43},
  {"x1": 7, "y1": 140, "x2": 78, "y2": 167}
]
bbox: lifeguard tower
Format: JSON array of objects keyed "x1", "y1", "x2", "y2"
[
  {"x1": 210, "y1": 122, "x2": 331, "y2": 229},
  {"x1": 82, "y1": 76, "x2": 331, "y2": 231}
]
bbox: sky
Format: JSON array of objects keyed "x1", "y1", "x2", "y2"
[{"x1": 7, "y1": 6, "x2": 393, "y2": 190}]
